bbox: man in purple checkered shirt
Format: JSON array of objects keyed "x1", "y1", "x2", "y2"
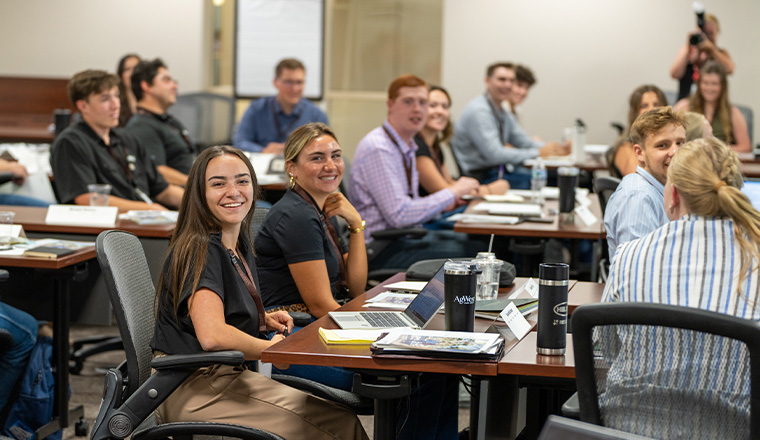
[{"x1": 349, "y1": 75, "x2": 481, "y2": 270}]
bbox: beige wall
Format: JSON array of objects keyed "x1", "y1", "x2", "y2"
[
  {"x1": 0, "y1": 0, "x2": 207, "y2": 92},
  {"x1": 442, "y1": 0, "x2": 760, "y2": 145}
]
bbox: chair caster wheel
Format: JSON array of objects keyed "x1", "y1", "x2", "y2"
[{"x1": 75, "y1": 418, "x2": 89, "y2": 436}]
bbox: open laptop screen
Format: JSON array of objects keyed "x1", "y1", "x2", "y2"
[
  {"x1": 742, "y1": 179, "x2": 760, "y2": 211},
  {"x1": 403, "y1": 264, "x2": 446, "y2": 327}
]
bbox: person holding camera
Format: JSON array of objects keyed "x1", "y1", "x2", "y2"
[{"x1": 670, "y1": 12, "x2": 734, "y2": 101}]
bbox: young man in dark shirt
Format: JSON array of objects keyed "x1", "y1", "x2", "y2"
[
  {"x1": 51, "y1": 69, "x2": 183, "y2": 212},
  {"x1": 126, "y1": 58, "x2": 194, "y2": 186}
]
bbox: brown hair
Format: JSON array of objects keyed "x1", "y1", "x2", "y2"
[
  {"x1": 486, "y1": 62, "x2": 514, "y2": 78},
  {"x1": 689, "y1": 60, "x2": 734, "y2": 144},
  {"x1": 275, "y1": 58, "x2": 305, "y2": 78},
  {"x1": 68, "y1": 70, "x2": 120, "y2": 105},
  {"x1": 683, "y1": 111, "x2": 709, "y2": 141},
  {"x1": 630, "y1": 106, "x2": 687, "y2": 148},
  {"x1": 627, "y1": 84, "x2": 668, "y2": 128},
  {"x1": 116, "y1": 54, "x2": 141, "y2": 127},
  {"x1": 156, "y1": 145, "x2": 260, "y2": 317},
  {"x1": 668, "y1": 137, "x2": 760, "y2": 289},
  {"x1": 284, "y1": 122, "x2": 339, "y2": 163},
  {"x1": 387, "y1": 74, "x2": 428, "y2": 101},
  {"x1": 515, "y1": 65, "x2": 536, "y2": 87}
]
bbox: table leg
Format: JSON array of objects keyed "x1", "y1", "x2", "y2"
[{"x1": 52, "y1": 276, "x2": 70, "y2": 427}]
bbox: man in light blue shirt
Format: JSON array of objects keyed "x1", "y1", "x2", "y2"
[
  {"x1": 604, "y1": 107, "x2": 687, "y2": 258},
  {"x1": 234, "y1": 58, "x2": 328, "y2": 154},
  {"x1": 450, "y1": 62, "x2": 568, "y2": 188}
]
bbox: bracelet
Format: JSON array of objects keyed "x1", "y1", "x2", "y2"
[{"x1": 349, "y1": 220, "x2": 366, "y2": 234}]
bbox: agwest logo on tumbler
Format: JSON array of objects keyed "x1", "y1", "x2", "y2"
[{"x1": 454, "y1": 295, "x2": 475, "y2": 305}]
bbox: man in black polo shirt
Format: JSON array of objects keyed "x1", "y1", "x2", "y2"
[
  {"x1": 126, "y1": 59, "x2": 194, "y2": 186},
  {"x1": 51, "y1": 69, "x2": 184, "y2": 211}
]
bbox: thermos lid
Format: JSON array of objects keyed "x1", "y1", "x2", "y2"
[
  {"x1": 557, "y1": 166, "x2": 579, "y2": 176},
  {"x1": 444, "y1": 260, "x2": 475, "y2": 275},
  {"x1": 539, "y1": 262, "x2": 569, "y2": 281}
]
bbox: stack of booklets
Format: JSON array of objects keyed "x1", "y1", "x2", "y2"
[
  {"x1": 23, "y1": 238, "x2": 94, "y2": 259},
  {"x1": 123, "y1": 210, "x2": 179, "y2": 225},
  {"x1": 370, "y1": 329, "x2": 504, "y2": 361},
  {"x1": 475, "y1": 298, "x2": 538, "y2": 320}
]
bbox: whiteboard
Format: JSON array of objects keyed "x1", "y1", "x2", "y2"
[{"x1": 235, "y1": 0, "x2": 324, "y2": 100}]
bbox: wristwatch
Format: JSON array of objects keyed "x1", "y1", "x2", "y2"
[{"x1": 349, "y1": 220, "x2": 366, "y2": 234}]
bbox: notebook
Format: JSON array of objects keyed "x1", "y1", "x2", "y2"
[{"x1": 329, "y1": 264, "x2": 446, "y2": 329}]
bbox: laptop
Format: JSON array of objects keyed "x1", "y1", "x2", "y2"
[
  {"x1": 742, "y1": 178, "x2": 760, "y2": 211},
  {"x1": 329, "y1": 264, "x2": 446, "y2": 329}
]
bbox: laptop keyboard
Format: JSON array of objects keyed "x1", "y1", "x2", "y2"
[{"x1": 363, "y1": 312, "x2": 410, "y2": 328}]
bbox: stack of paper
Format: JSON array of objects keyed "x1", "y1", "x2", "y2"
[
  {"x1": 471, "y1": 202, "x2": 543, "y2": 217},
  {"x1": 123, "y1": 210, "x2": 179, "y2": 225},
  {"x1": 364, "y1": 291, "x2": 417, "y2": 309}
]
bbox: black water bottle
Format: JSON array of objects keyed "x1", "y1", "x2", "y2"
[
  {"x1": 537, "y1": 263, "x2": 569, "y2": 355},
  {"x1": 444, "y1": 261, "x2": 478, "y2": 332}
]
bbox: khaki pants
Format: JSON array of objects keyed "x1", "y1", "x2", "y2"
[{"x1": 158, "y1": 364, "x2": 368, "y2": 440}]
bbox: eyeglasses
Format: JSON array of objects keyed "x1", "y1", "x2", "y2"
[{"x1": 278, "y1": 79, "x2": 304, "y2": 87}]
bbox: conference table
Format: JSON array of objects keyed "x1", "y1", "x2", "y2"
[
  {"x1": 0, "y1": 205, "x2": 175, "y2": 325},
  {"x1": 262, "y1": 274, "x2": 604, "y2": 440},
  {"x1": 0, "y1": 246, "x2": 97, "y2": 437}
]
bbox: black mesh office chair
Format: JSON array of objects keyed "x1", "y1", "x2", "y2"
[
  {"x1": 572, "y1": 302, "x2": 760, "y2": 439},
  {"x1": 592, "y1": 176, "x2": 620, "y2": 282},
  {"x1": 91, "y1": 230, "x2": 284, "y2": 440},
  {"x1": 169, "y1": 93, "x2": 236, "y2": 151}
]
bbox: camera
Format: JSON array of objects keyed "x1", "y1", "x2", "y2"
[{"x1": 690, "y1": 33, "x2": 703, "y2": 46}]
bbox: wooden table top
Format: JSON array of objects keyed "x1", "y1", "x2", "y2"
[
  {"x1": 0, "y1": 113, "x2": 54, "y2": 143},
  {"x1": 454, "y1": 195, "x2": 605, "y2": 240},
  {"x1": 0, "y1": 245, "x2": 96, "y2": 269},
  {"x1": 262, "y1": 274, "x2": 603, "y2": 377},
  {"x1": 1, "y1": 205, "x2": 174, "y2": 238},
  {"x1": 497, "y1": 333, "x2": 575, "y2": 378}
]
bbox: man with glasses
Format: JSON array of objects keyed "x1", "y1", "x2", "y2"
[
  {"x1": 126, "y1": 58, "x2": 194, "y2": 186},
  {"x1": 234, "y1": 58, "x2": 328, "y2": 154}
]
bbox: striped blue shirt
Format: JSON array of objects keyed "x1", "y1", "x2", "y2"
[
  {"x1": 600, "y1": 215, "x2": 760, "y2": 438},
  {"x1": 604, "y1": 166, "x2": 668, "y2": 259}
]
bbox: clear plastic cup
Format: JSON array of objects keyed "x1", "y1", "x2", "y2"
[
  {"x1": 88, "y1": 183, "x2": 112, "y2": 206},
  {"x1": 473, "y1": 252, "x2": 503, "y2": 300},
  {"x1": 0, "y1": 211, "x2": 15, "y2": 249}
]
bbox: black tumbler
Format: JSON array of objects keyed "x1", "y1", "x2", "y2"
[
  {"x1": 557, "y1": 166, "x2": 579, "y2": 213},
  {"x1": 537, "y1": 263, "x2": 569, "y2": 355},
  {"x1": 444, "y1": 261, "x2": 477, "y2": 332}
]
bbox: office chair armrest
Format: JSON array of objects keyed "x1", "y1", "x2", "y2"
[
  {"x1": 270, "y1": 374, "x2": 374, "y2": 415},
  {"x1": 150, "y1": 350, "x2": 245, "y2": 370},
  {"x1": 0, "y1": 269, "x2": 8, "y2": 282},
  {"x1": 561, "y1": 392, "x2": 580, "y2": 420},
  {"x1": 370, "y1": 228, "x2": 427, "y2": 240}
]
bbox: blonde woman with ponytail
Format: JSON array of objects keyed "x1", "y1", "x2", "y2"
[{"x1": 599, "y1": 137, "x2": 760, "y2": 438}]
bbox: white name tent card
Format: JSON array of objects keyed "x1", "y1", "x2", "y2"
[
  {"x1": 500, "y1": 301, "x2": 532, "y2": 340},
  {"x1": 45, "y1": 205, "x2": 118, "y2": 227}
]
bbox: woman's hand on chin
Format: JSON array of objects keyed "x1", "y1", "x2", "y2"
[{"x1": 323, "y1": 192, "x2": 362, "y2": 229}]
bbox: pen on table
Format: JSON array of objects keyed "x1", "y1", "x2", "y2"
[{"x1": 497, "y1": 164, "x2": 504, "y2": 181}]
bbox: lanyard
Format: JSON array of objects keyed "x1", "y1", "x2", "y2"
[
  {"x1": 105, "y1": 135, "x2": 134, "y2": 184},
  {"x1": 226, "y1": 248, "x2": 267, "y2": 332},
  {"x1": 136, "y1": 107, "x2": 194, "y2": 154},
  {"x1": 382, "y1": 125, "x2": 414, "y2": 198},
  {"x1": 291, "y1": 185, "x2": 348, "y2": 296},
  {"x1": 485, "y1": 93, "x2": 506, "y2": 145},
  {"x1": 271, "y1": 99, "x2": 300, "y2": 141}
]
